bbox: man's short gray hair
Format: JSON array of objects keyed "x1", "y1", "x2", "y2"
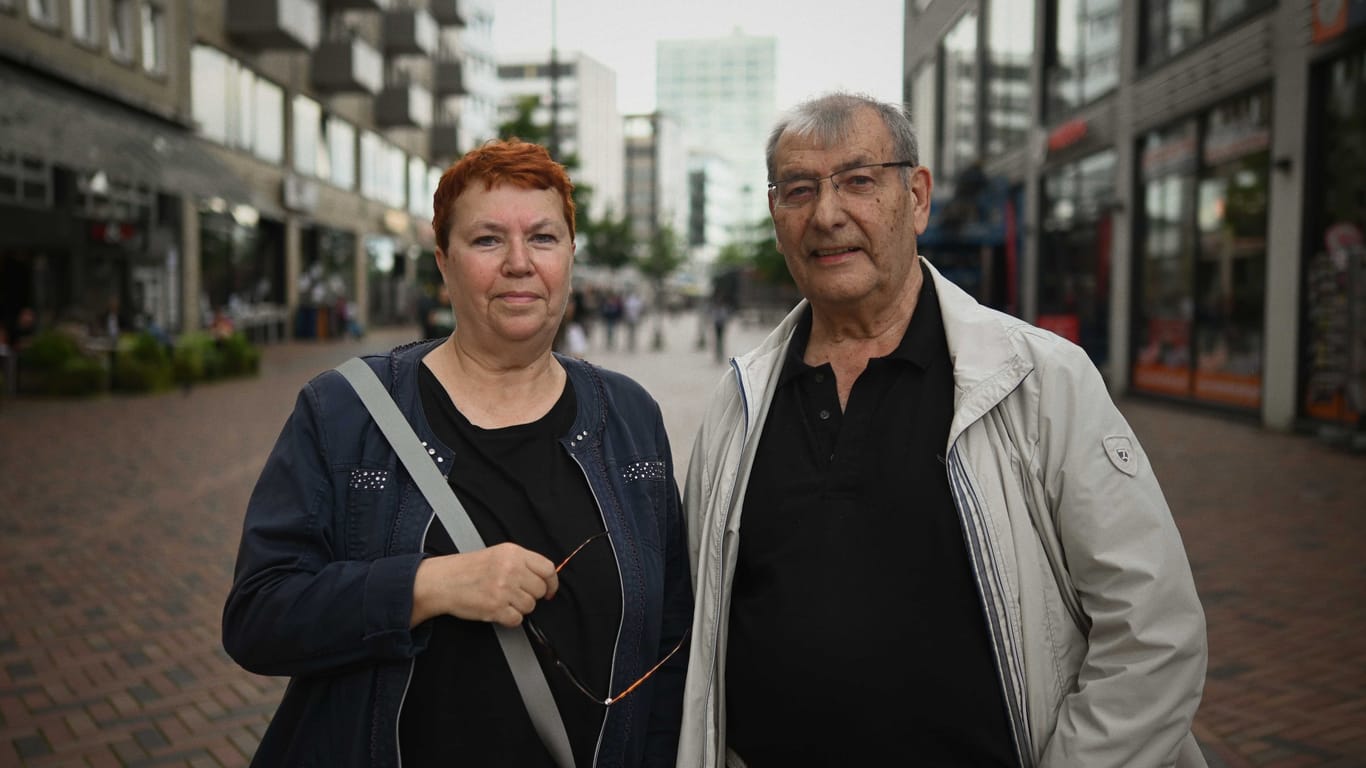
[{"x1": 765, "y1": 92, "x2": 920, "y2": 182}]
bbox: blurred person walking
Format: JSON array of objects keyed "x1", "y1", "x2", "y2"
[
  {"x1": 677, "y1": 92, "x2": 1206, "y2": 768},
  {"x1": 224, "y1": 139, "x2": 691, "y2": 768}
]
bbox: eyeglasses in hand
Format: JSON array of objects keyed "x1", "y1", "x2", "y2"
[
  {"x1": 768, "y1": 160, "x2": 916, "y2": 209},
  {"x1": 525, "y1": 531, "x2": 691, "y2": 706}
]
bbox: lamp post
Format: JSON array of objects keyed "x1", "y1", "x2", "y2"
[{"x1": 548, "y1": 0, "x2": 560, "y2": 161}]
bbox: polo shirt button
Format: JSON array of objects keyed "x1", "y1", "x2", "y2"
[
  {"x1": 814, "y1": 373, "x2": 825, "y2": 383},
  {"x1": 818, "y1": 409, "x2": 830, "y2": 420}
]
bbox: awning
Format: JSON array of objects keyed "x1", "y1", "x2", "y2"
[{"x1": 0, "y1": 62, "x2": 258, "y2": 205}]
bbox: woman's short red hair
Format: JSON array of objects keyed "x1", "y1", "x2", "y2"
[{"x1": 431, "y1": 138, "x2": 576, "y2": 252}]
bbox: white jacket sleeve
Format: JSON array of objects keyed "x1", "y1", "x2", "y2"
[{"x1": 1034, "y1": 345, "x2": 1207, "y2": 768}]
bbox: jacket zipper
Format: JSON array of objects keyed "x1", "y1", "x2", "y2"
[
  {"x1": 393, "y1": 507, "x2": 438, "y2": 767},
  {"x1": 702, "y1": 358, "x2": 749, "y2": 762},
  {"x1": 566, "y1": 445, "x2": 623, "y2": 768}
]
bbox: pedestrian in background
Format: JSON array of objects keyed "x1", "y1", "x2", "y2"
[
  {"x1": 677, "y1": 92, "x2": 1207, "y2": 767},
  {"x1": 224, "y1": 139, "x2": 691, "y2": 768}
]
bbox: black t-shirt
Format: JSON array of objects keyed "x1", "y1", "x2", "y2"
[
  {"x1": 400, "y1": 364, "x2": 622, "y2": 768},
  {"x1": 726, "y1": 274, "x2": 1019, "y2": 767}
]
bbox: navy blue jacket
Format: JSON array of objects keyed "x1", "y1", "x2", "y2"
[{"x1": 223, "y1": 340, "x2": 691, "y2": 767}]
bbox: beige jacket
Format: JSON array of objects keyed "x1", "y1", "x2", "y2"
[{"x1": 678, "y1": 259, "x2": 1207, "y2": 767}]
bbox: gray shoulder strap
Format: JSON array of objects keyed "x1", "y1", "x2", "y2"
[{"x1": 336, "y1": 357, "x2": 576, "y2": 768}]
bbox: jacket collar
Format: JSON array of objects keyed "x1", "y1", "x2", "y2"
[{"x1": 733, "y1": 258, "x2": 1034, "y2": 446}]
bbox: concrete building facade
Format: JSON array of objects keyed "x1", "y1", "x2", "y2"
[
  {"x1": 906, "y1": 0, "x2": 1366, "y2": 435},
  {"x1": 0, "y1": 0, "x2": 478, "y2": 347}
]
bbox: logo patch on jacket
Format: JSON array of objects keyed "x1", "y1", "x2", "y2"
[{"x1": 1103, "y1": 435, "x2": 1138, "y2": 477}]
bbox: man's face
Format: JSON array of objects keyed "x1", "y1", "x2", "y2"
[{"x1": 768, "y1": 107, "x2": 933, "y2": 313}]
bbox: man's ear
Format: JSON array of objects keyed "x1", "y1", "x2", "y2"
[{"x1": 911, "y1": 166, "x2": 934, "y2": 235}]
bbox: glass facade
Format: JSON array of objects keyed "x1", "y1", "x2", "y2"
[
  {"x1": 986, "y1": 0, "x2": 1035, "y2": 157},
  {"x1": 941, "y1": 11, "x2": 979, "y2": 181},
  {"x1": 1039, "y1": 149, "x2": 1117, "y2": 366},
  {"x1": 1046, "y1": 0, "x2": 1120, "y2": 119},
  {"x1": 1302, "y1": 45, "x2": 1366, "y2": 426},
  {"x1": 1141, "y1": 0, "x2": 1274, "y2": 65},
  {"x1": 1134, "y1": 90, "x2": 1270, "y2": 409}
]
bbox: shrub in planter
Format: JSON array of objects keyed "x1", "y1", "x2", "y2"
[
  {"x1": 49, "y1": 355, "x2": 106, "y2": 396},
  {"x1": 219, "y1": 333, "x2": 261, "y2": 377},
  {"x1": 18, "y1": 330, "x2": 104, "y2": 396},
  {"x1": 113, "y1": 333, "x2": 173, "y2": 392},
  {"x1": 172, "y1": 333, "x2": 223, "y2": 384}
]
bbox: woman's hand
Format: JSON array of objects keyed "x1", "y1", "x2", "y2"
[{"x1": 411, "y1": 543, "x2": 559, "y2": 628}]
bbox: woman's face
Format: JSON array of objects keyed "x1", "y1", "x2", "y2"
[{"x1": 435, "y1": 183, "x2": 575, "y2": 349}]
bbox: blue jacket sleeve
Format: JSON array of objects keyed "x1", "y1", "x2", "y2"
[{"x1": 222, "y1": 380, "x2": 428, "y2": 677}]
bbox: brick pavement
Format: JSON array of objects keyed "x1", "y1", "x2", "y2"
[{"x1": 0, "y1": 315, "x2": 1363, "y2": 767}]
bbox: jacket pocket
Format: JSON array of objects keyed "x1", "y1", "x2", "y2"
[
  {"x1": 345, "y1": 467, "x2": 391, "y2": 560},
  {"x1": 618, "y1": 459, "x2": 668, "y2": 552}
]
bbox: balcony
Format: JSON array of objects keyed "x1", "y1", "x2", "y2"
[
  {"x1": 226, "y1": 0, "x2": 321, "y2": 51},
  {"x1": 433, "y1": 59, "x2": 467, "y2": 96},
  {"x1": 428, "y1": 0, "x2": 466, "y2": 27},
  {"x1": 323, "y1": 0, "x2": 390, "y2": 9},
  {"x1": 312, "y1": 36, "x2": 384, "y2": 94},
  {"x1": 382, "y1": 7, "x2": 438, "y2": 56},
  {"x1": 376, "y1": 83, "x2": 433, "y2": 128},
  {"x1": 430, "y1": 120, "x2": 462, "y2": 159}
]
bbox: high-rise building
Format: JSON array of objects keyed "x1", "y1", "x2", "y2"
[
  {"x1": 497, "y1": 51, "x2": 624, "y2": 221},
  {"x1": 623, "y1": 112, "x2": 689, "y2": 249},
  {"x1": 656, "y1": 30, "x2": 777, "y2": 231}
]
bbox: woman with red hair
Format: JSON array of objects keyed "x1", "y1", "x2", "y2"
[{"x1": 225, "y1": 140, "x2": 691, "y2": 767}]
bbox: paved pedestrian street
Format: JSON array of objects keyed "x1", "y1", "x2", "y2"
[{"x1": 1, "y1": 314, "x2": 1363, "y2": 767}]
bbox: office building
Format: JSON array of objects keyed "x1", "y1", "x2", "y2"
[
  {"x1": 623, "y1": 111, "x2": 689, "y2": 249},
  {"x1": 906, "y1": 0, "x2": 1366, "y2": 434},
  {"x1": 656, "y1": 30, "x2": 777, "y2": 227},
  {"x1": 498, "y1": 50, "x2": 624, "y2": 220}
]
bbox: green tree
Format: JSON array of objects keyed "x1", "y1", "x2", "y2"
[
  {"x1": 718, "y1": 218, "x2": 791, "y2": 287},
  {"x1": 636, "y1": 224, "x2": 686, "y2": 350},
  {"x1": 497, "y1": 95, "x2": 595, "y2": 236},
  {"x1": 582, "y1": 208, "x2": 635, "y2": 271}
]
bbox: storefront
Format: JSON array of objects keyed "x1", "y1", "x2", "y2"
[
  {"x1": 296, "y1": 224, "x2": 358, "y2": 339},
  {"x1": 1301, "y1": 37, "x2": 1366, "y2": 430},
  {"x1": 1133, "y1": 89, "x2": 1271, "y2": 410},
  {"x1": 1039, "y1": 149, "x2": 1117, "y2": 368}
]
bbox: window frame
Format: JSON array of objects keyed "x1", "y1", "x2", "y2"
[
  {"x1": 108, "y1": 0, "x2": 136, "y2": 64},
  {"x1": 1139, "y1": 0, "x2": 1276, "y2": 69},
  {"x1": 139, "y1": 1, "x2": 166, "y2": 75}
]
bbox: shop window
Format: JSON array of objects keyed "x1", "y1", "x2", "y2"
[
  {"x1": 1135, "y1": 120, "x2": 1199, "y2": 398},
  {"x1": 1302, "y1": 48, "x2": 1366, "y2": 426},
  {"x1": 1, "y1": 0, "x2": 16, "y2": 15},
  {"x1": 1045, "y1": 0, "x2": 1119, "y2": 119},
  {"x1": 985, "y1": 0, "x2": 1035, "y2": 158},
  {"x1": 0, "y1": 151, "x2": 52, "y2": 209},
  {"x1": 140, "y1": 2, "x2": 165, "y2": 75},
  {"x1": 1134, "y1": 89, "x2": 1270, "y2": 409},
  {"x1": 1039, "y1": 149, "x2": 1116, "y2": 366},
  {"x1": 109, "y1": 0, "x2": 134, "y2": 63}
]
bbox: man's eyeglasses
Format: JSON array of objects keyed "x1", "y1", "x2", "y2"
[
  {"x1": 525, "y1": 531, "x2": 691, "y2": 706},
  {"x1": 768, "y1": 160, "x2": 916, "y2": 209}
]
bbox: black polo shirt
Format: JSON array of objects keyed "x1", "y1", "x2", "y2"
[{"x1": 725, "y1": 273, "x2": 1018, "y2": 767}]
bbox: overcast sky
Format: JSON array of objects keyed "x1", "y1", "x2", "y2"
[{"x1": 491, "y1": 0, "x2": 905, "y2": 115}]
